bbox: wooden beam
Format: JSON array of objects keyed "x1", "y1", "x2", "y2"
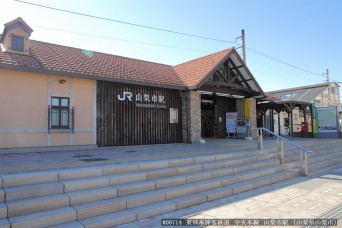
[
  {"x1": 200, "y1": 85, "x2": 250, "y2": 97},
  {"x1": 229, "y1": 59, "x2": 253, "y2": 91},
  {"x1": 216, "y1": 70, "x2": 229, "y2": 83},
  {"x1": 206, "y1": 81, "x2": 251, "y2": 92}
]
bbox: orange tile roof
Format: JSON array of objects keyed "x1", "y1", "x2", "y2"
[
  {"x1": 173, "y1": 48, "x2": 233, "y2": 87},
  {"x1": 0, "y1": 38, "x2": 234, "y2": 89}
]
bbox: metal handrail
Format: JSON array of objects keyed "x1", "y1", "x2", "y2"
[{"x1": 255, "y1": 127, "x2": 313, "y2": 176}]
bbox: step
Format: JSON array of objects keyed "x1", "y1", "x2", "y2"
[
  {"x1": 285, "y1": 148, "x2": 341, "y2": 163},
  {"x1": 1, "y1": 171, "x2": 58, "y2": 188},
  {"x1": 58, "y1": 167, "x2": 103, "y2": 181},
  {"x1": 109, "y1": 172, "x2": 147, "y2": 185},
  {"x1": 201, "y1": 169, "x2": 299, "y2": 201},
  {"x1": 1, "y1": 149, "x2": 275, "y2": 190},
  {"x1": 9, "y1": 207, "x2": 76, "y2": 228},
  {"x1": 67, "y1": 186, "x2": 118, "y2": 205},
  {"x1": 49, "y1": 221, "x2": 84, "y2": 228},
  {"x1": 170, "y1": 192, "x2": 207, "y2": 210},
  {"x1": 62, "y1": 176, "x2": 110, "y2": 192},
  {"x1": 102, "y1": 163, "x2": 139, "y2": 175},
  {"x1": 2, "y1": 149, "x2": 274, "y2": 191},
  {"x1": 0, "y1": 190, "x2": 4, "y2": 203},
  {"x1": 2, "y1": 157, "x2": 283, "y2": 218},
  {"x1": 70, "y1": 163, "x2": 288, "y2": 220},
  {"x1": 4, "y1": 182, "x2": 64, "y2": 202},
  {"x1": 79, "y1": 210, "x2": 136, "y2": 228},
  {"x1": 76, "y1": 169, "x2": 300, "y2": 227},
  {"x1": 308, "y1": 152, "x2": 342, "y2": 164},
  {"x1": 309, "y1": 156, "x2": 342, "y2": 172},
  {"x1": 7, "y1": 194, "x2": 69, "y2": 217},
  {"x1": 0, "y1": 204, "x2": 7, "y2": 219},
  {"x1": 0, "y1": 219, "x2": 10, "y2": 228},
  {"x1": 308, "y1": 163, "x2": 342, "y2": 177},
  {"x1": 73, "y1": 197, "x2": 127, "y2": 220},
  {"x1": 112, "y1": 159, "x2": 279, "y2": 197},
  {"x1": 131, "y1": 201, "x2": 176, "y2": 220}
]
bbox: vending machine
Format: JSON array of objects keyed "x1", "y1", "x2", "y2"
[{"x1": 236, "y1": 117, "x2": 248, "y2": 138}]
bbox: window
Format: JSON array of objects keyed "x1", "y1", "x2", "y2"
[
  {"x1": 329, "y1": 87, "x2": 338, "y2": 94},
  {"x1": 12, "y1": 35, "x2": 24, "y2": 52},
  {"x1": 314, "y1": 99, "x2": 321, "y2": 105},
  {"x1": 51, "y1": 97, "x2": 70, "y2": 128}
]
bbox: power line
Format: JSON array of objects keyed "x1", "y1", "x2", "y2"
[
  {"x1": 14, "y1": 0, "x2": 236, "y2": 44},
  {"x1": 245, "y1": 47, "x2": 325, "y2": 78},
  {"x1": 248, "y1": 58, "x2": 319, "y2": 82},
  {"x1": 21, "y1": 22, "x2": 213, "y2": 54},
  {"x1": 9, "y1": 1, "x2": 335, "y2": 80}
]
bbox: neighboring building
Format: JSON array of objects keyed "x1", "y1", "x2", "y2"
[
  {"x1": 269, "y1": 82, "x2": 340, "y2": 108},
  {"x1": 266, "y1": 82, "x2": 341, "y2": 137},
  {"x1": 0, "y1": 18, "x2": 264, "y2": 148}
]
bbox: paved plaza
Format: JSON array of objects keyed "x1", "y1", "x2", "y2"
[{"x1": 0, "y1": 138, "x2": 341, "y2": 227}]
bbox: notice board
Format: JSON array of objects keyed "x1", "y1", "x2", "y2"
[{"x1": 226, "y1": 112, "x2": 237, "y2": 133}]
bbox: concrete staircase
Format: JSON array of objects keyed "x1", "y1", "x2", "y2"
[
  {"x1": 282, "y1": 139, "x2": 342, "y2": 174},
  {"x1": 0, "y1": 140, "x2": 341, "y2": 228}
]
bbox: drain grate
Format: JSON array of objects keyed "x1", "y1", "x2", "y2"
[
  {"x1": 79, "y1": 158, "x2": 108, "y2": 162},
  {"x1": 72, "y1": 155, "x2": 93, "y2": 158}
]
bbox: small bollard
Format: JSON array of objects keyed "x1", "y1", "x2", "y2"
[{"x1": 257, "y1": 129, "x2": 263, "y2": 149}]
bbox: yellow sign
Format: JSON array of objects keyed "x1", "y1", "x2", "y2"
[{"x1": 245, "y1": 98, "x2": 250, "y2": 121}]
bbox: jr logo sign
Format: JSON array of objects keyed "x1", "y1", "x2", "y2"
[
  {"x1": 117, "y1": 92, "x2": 133, "y2": 101},
  {"x1": 117, "y1": 90, "x2": 166, "y2": 108}
]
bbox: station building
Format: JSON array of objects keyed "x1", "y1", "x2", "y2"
[{"x1": 0, "y1": 18, "x2": 265, "y2": 148}]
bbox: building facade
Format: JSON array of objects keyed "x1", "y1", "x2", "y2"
[{"x1": 0, "y1": 18, "x2": 264, "y2": 148}]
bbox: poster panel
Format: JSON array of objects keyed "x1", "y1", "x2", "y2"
[
  {"x1": 317, "y1": 107, "x2": 338, "y2": 132},
  {"x1": 312, "y1": 104, "x2": 317, "y2": 137},
  {"x1": 226, "y1": 112, "x2": 237, "y2": 133}
]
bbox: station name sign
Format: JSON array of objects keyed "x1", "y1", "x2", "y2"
[{"x1": 117, "y1": 91, "x2": 166, "y2": 108}]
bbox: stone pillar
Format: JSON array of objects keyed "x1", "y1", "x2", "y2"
[
  {"x1": 248, "y1": 98, "x2": 257, "y2": 138},
  {"x1": 181, "y1": 91, "x2": 201, "y2": 143},
  {"x1": 236, "y1": 99, "x2": 245, "y2": 117}
]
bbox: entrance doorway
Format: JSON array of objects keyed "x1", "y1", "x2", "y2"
[
  {"x1": 201, "y1": 95, "x2": 236, "y2": 138},
  {"x1": 201, "y1": 98, "x2": 216, "y2": 137}
]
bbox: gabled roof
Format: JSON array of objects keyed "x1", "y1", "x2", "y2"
[
  {"x1": 0, "y1": 39, "x2": 185, "y2": 89},
  {"x1": 268, "y1": 83, "x2": 338, "y2": 103},
  {"x1": 268, "y1": 82, "x2": 339, "y2": 93},
  {"x1": 173, "y1": 48, "x2": 265, "y2": 97},
  {"x1": 173, "y1": 48, "x2": 233, "y2": 88},
  {"x1": 0, "y1": 17, "x2": 33, "y2": 43}
]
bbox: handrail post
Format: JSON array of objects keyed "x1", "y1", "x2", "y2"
[
  {"x1": 279, "y1": 139, "x2": 284, "y2": 164},
  {"x1": 257, "y1": 129, "x2": 263, "y2": 149},
  {"x1": 304, "y1": 151, "x2": 308, "y2": 176}
]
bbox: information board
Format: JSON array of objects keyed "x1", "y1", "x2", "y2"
[
  {"x1": 226, "y1": 112, "x2": 237, "y2": 133},
  {"x1": 317, "y1": 107, "x2": 338, "y2": 132}
]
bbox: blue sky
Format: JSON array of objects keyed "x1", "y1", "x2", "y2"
[{"x1": 1, "y1": 0, "x2": 341, "y2": 91}]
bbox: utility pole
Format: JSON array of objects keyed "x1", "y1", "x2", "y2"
[
  {"x1": 326, "y1": 68, "x2": 330, "y2": 106},
  {"x1": 235, "y1": 29, "x2": 246, "y2": 64},
  {"x1": 241, "y1": 29, "x2": 246, "y2": 64}
]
